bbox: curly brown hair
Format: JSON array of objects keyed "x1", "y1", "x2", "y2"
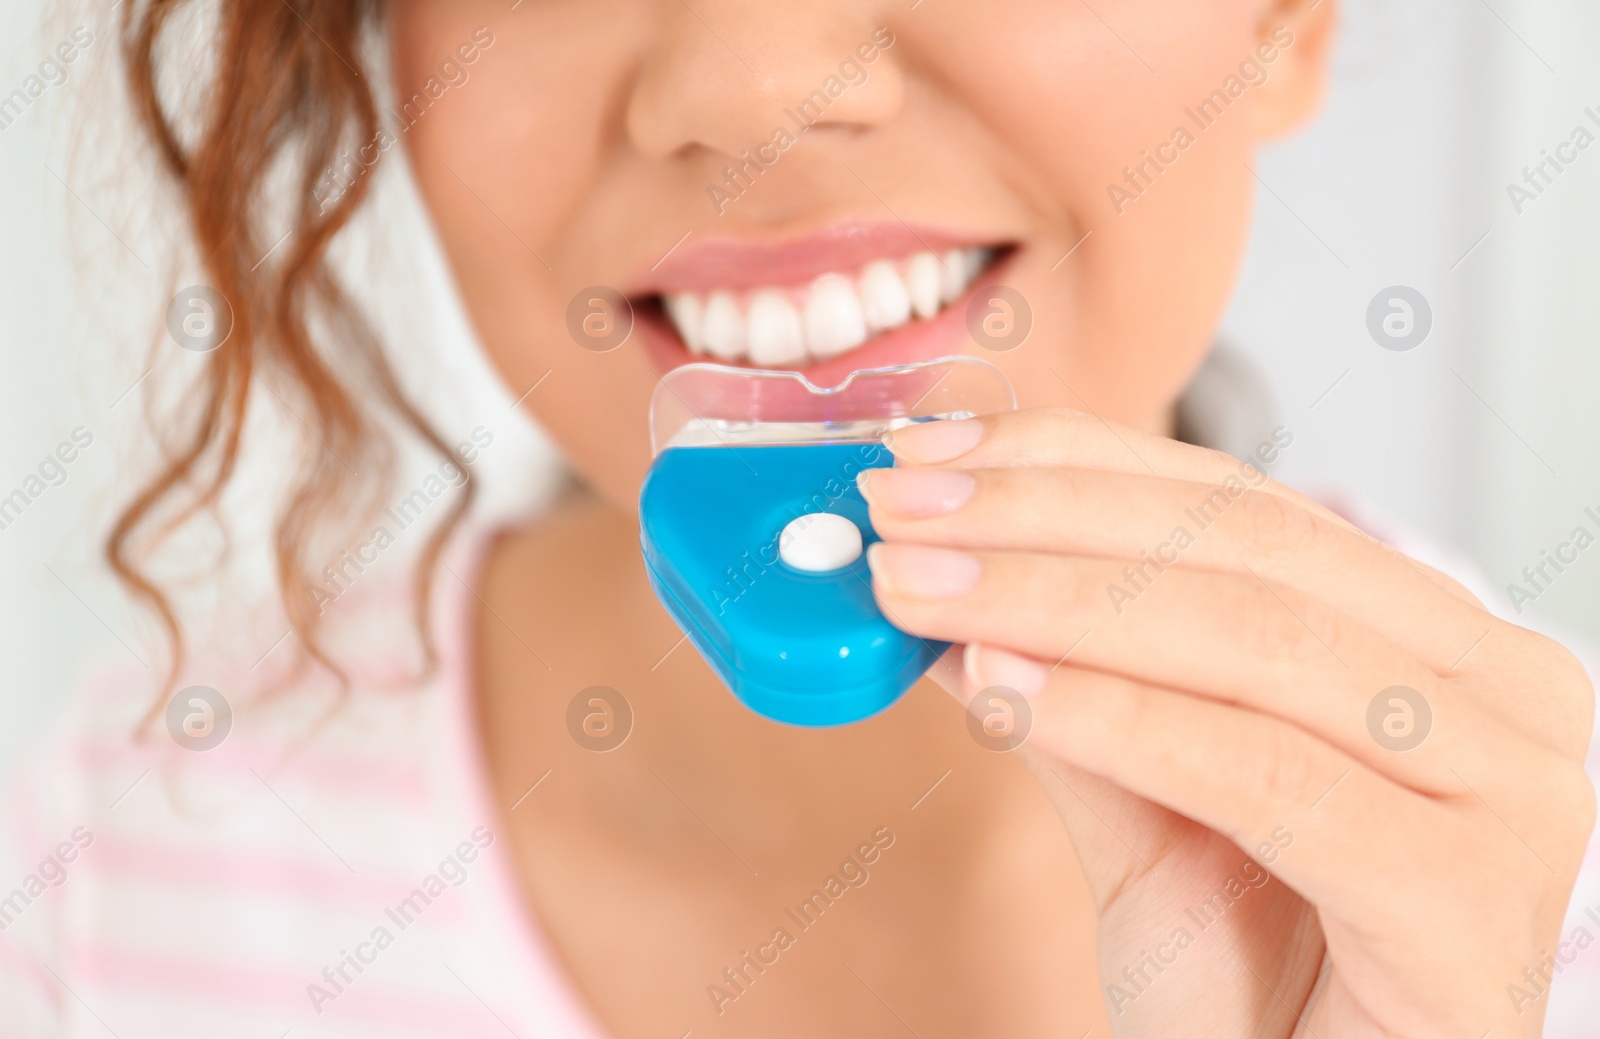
[{"x1": 113, "y1": 0, "x2": 470, "y2": 692}]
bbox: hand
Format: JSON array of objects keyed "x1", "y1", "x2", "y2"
[{"x1": 858, "y1": 407, "x2": 1596, "y2": 1038}]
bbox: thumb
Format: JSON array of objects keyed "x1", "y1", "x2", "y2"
[
  {"x1": 1019, "y1": 749, "x2": 1196, "y2": 911},
  {"x1": 932, "y1": 643, "x2": 1187, "y2": 911}
]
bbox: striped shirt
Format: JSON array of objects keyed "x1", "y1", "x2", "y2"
[{"x1": 0, "y1": 529, "x2": 605, "y2": 1037}]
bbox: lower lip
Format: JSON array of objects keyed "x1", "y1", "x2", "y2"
[{"x1": 633, "y1": 250, "x2": 1017, "y2": 387}]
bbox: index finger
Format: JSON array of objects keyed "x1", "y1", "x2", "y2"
[{"x1": 885, "y1": 407, "x2": 1485, "y2": 609}]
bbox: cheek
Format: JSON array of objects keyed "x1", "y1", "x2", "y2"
[
  {"x1": 392, "y1": 1, "x2": 658, "y2": 509},
  {"x1": 393, "y1": 4, "x2": 614, "y2": 291},
  {"x1": 907, "y1": 3, "x2": 1262, "y2": 427}
]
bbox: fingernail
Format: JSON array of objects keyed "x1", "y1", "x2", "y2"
[
  {"x1": 857, "y1": 468, "x2": 976, "y2": 518},
  {"x1": 866, "y1": 543, "x2": 981, "y2": 600},
  {"x1": 883, "y1": 418, "x2": 984, "y2": 464},
  {"x1": 964, "y1": 644, "x2": 1047, "y2": 699}
]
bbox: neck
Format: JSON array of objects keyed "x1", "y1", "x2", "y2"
[{"x1": 470, "y1": 487, "x2": 988, "y2": 861}]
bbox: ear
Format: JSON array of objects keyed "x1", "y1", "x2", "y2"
[{"x1": 1250, "y1": 0, "x2": 1338, "y2": 139}]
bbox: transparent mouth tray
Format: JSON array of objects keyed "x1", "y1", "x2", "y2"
[
  {"x1": 638, "y1": 357, "x2": 1016, "y2": 727},
  {"x1": 648, "y1": 356, "x2": 1017, "y2": 452}
]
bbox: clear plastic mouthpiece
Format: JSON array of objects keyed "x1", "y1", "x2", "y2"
[{"x1": 648, "y1": 356, "x2": 1018, "y2": 455}]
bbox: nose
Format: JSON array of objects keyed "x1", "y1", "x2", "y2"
[{"x1": 625, "y1": 3, "x2": 904, "y2": 160}]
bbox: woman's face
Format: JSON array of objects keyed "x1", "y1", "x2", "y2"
[{"x1": 389, "y1": 0, "x2": 1332, "y2": 509}]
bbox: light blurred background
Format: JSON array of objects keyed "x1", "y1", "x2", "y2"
[{"x1": 2, "y1": 0, "x2": 1598, "y2": 773}]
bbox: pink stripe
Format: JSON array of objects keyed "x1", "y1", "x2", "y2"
[
  {"x1": 74, "y1": 739, "x2": 430, "y2": 805},
  {"x1": 70, "y1": 944, "x2": 511, "y2": 1035},
  {"x1": 81, "y1": 837, "x2": 470, "y2": 925},
  {"x1": 0, "y1": 940, "x2": 63, "y2": 1012}
]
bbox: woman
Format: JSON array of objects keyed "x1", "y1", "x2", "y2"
[{"x1": 3, "y1": 0, "x2": 1596, "y2": 1036}]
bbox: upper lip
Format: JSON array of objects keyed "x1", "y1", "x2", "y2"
[{"x1": 628, "y1": 220, "x2": 1005, "y2": 297}]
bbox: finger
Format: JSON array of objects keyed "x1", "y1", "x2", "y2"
[
  {"x1": 860, "y1": 464, "x2": 1503, "y2": 675},
  {"x1": 868, "y1": 461, "x2": 1582, "y2": 754},
  {"x1": 1015, "y1": 748, "x2": 1204, "y2": 910},
  {"x1": 931, "y1": 649, "x2": 1225, "y2": 909},
  {"x1": 969, "y1": 656, "x2": 1534, "y2": 917},
  {"x1": 886, "y1": 406, "x2": 1349, "y2": 532},
  {"x1": 871, "y1": 543, "x2": 1565, "y2": 788},
  {"x1": 884, "y1": 408, "x2": 1489, "y2": 609},
  {"x1": 1001, "y1": 659, "x2": 1587, "y2": 1039}
]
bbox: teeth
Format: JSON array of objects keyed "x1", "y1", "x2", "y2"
[
  {"x1": 906, "y1": 252, "x2": 941, "y2": 320},
  {"x1": 667, "y1": 293, "x2": 705, "y2": 354},
  {"x1": 859, "y1": 260, "x2": 912, "y2": 333},
  {"x1": 966, "y1": 247, "x2": 991, "y2": 282},
  {"x1": 662, "y1": 246, "x2": 992, "y2": 367},
  {"x1": 938, "y1": 249, "x2": 968, "y2": 304},
  {"x1": 746, "y1": 290, "x2": 806, "y2": 366},
  {"x1": 804, "y1": 273, "x2": 869, "y2": 358},
  {"x1": 701, "y1": 290, "x2": 744, "y2": 360}
]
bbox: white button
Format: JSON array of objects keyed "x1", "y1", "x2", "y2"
[{"x1": 779, "y1": 513, "x2": 863, "y2": 572}]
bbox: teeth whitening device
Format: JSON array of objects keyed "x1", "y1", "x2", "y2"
[{"x1": 638, "y1": 357, "x2": 1016, "y2": 727}]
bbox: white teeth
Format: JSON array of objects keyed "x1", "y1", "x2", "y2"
[
  {"x1": 746, "y1": 291, "x2": 806, "y2": 366},
  {"x1": 966, "y1": 247, "x2": 991, "y2": 282},
  {"x1": 667, "y1": 293, "x2": 706, "y2": 354},
  {"x1": 804, "y1": 273, "x2": 869, "y2": 358},
  {"x1": 906, "y1": 252, "x2": 942, "y2": 320},
  {"x1": 661, "y1": 246, "x2": 993, "y2": 366},
  {"x1": 859, "y1": 260, "x2": 912, "y2": 333},
  {"x1": 701, "y1": 290, "x2": 744, "y2": 360},
  {"x1": 938, "y1": 249, "x2": 969, "y2": 304}
]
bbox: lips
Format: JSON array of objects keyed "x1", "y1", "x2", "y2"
[{"x1": 626, "y1": 221, "x2": 1013, "y2": 385}]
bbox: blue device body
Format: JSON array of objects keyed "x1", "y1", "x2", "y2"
[{"x1": 639, "y1": 439, "x2": 947, "y2": 727}]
